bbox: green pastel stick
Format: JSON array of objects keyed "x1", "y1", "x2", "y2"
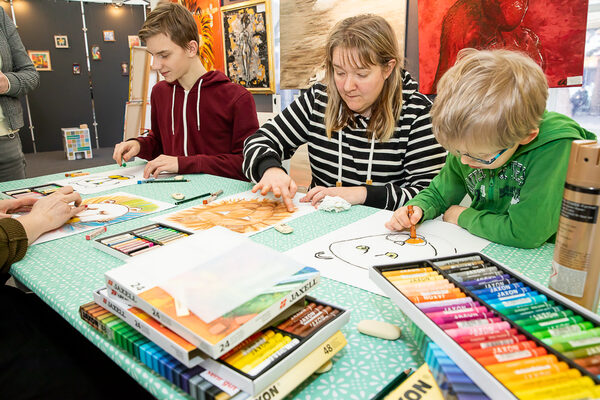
[
  {"x1": 509, "y1": 308, "x2": 572, "y2": 324},
  {"x1": 542, "y1": 327, "x2": 600, "y2": 346},
  {"x1": 532, "y1": 321, "x2": 594, "y2": 339},
  {"x1": 551, "y1": 333, "x2": 600, "y2": 352},
  {"x1": 521, "y1": 315, "x2": 584, "y2": 333}
]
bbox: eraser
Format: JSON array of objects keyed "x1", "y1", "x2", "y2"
[{"x1": 357, "y1": 320, "x2": 401, "y2": 340}]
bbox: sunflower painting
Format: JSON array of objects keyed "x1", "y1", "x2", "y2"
[{"x1": 179, "y1": 0, "x2": 225, "y2": 72}]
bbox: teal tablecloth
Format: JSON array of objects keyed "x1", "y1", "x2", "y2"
[{"x1": 4, "y1": 162, "x2": 555, "y2": 399}]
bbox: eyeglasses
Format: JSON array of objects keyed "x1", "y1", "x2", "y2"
[{"x1": 456, "y1": 148, "x2": 509, "y2": 165}]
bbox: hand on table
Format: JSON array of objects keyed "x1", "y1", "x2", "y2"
[
  {"x1": 385, "y1": 205, "x2": 423, "y2": 231},
  {"x1": 0, "y1": 197, "x2": 38, "y2": 218},
  {"x1": 300, "y1": 186, "x2": 367, "y2": 208},
  {"x1": 113, "y1": 140, "x2": 141, "y2": 166},
  {"x1": 252, "y1": 167, "x2": 297, "y2": 212},
  {"x1": 17, "y1": 186, "x2": 85, "y2": 244},
  {"x1": 143, "y1": 155, "x2": 179, "y2": 179}
]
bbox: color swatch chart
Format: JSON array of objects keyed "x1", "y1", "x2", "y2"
[
  {"x1": 94, "y1": 224, "x2": 190, "y2": 258},
  {"x1": 374, "y1": 254, "x2": 600, "y2": 400},
  {"x1": 79, "y1": 301, "x2": 244, "y2": 399},
  {"x1": 3, "y1": 183, "x2": 63, "y2": 199},
  {"x1": 218, "y1": 300, "x2": 342, "y2": 377}
]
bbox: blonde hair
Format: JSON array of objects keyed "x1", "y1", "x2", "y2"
[
  {"x1": 139, "y1": 3, "x2": 200, "y2": 55},
  {"x1": 431, "y1": 48, "x2": 548, "y2": 153},
  {"x1": 324, "y1": 14, "x2": 403, "y2": 142}
]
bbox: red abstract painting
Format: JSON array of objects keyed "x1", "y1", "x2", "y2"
[
  {"x1": 419, "y1": 0, "x2": 589, "y2": 94},
  {"x1": 179, "y1": 0, "x2": 225, "y2": 73}
]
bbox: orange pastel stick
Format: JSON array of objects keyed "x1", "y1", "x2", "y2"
[
  {"x1": 477, "y1": 347, "x2": 547, "y2": 366},
  {"x1": 494, "y1": 361, "x2": 569, "y2": 383},
  {"x1": 407, "y1": 205, "x2": 416, "y2": 239},
  {"x1": 400, "y1": 286, "x2": 459, "y2": 297},
  {"x1": 382, "y1": 267, "x2": 433, "y2": 277},
  {"x1": 486, "y1": 355, "x2": 558, "y2": 375},
  {"x1": 408, "y1": 291, "x2": 466, "y2": 303}
]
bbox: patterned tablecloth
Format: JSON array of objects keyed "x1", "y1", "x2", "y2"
[{"x1": 4, "y1": 162, "x2": 556, "y2": 400}]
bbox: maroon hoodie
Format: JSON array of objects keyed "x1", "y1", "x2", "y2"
[{"x1": 136, "y1": 70, "x2": 258, "y2": 181}]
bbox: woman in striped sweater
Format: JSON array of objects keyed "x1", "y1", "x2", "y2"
[{"x1": 243, "y1": 14, "x2": 446, "y2": 212}]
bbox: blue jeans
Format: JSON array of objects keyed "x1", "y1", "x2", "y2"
[{"x1": 0, "y1": 133, "x2": 25, "y2": 182}]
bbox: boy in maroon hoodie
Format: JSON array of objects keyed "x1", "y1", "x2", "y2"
[{"x1": 113, "y1": 3, "x2": 259, "y2": 181}]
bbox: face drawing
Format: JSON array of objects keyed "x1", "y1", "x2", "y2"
[
  {"x1": 74, "y1": 203, "x2": 130, "y2": 222},
  {"x1": 76, "y1": 174, "x2": 133, "y2": 188},
  {"x1": 315, "y1": 232, "x2": 457, "y2": 269}
]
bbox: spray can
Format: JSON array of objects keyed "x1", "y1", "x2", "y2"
[{"x1": 549, "y1": 140, "x2": 600, "y2": 311}]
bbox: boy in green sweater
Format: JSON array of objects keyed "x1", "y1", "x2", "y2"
[{"x1": 385, "y1": 49, "x2": 596, "y2": 248}]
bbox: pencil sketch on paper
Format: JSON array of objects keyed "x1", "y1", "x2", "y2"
[{"x1": 313, "y1": 231, "x2": 457, "y2": 270}]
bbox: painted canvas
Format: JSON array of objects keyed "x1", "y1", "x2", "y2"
[
  {"x1": 31, "y1": 192, "x2": 174, "y2": 245},
  {"x1": 285, "y1": 210, "x2": 490, "y2": 294},
  {"x1": 419, "y1": 0, "x2": 589, "y2": 94},
  {"x1": 280, "y1": 0, "x2": 406, "y2": 89},
  {"x1": 221, "y1": 0, "x2": 275, "y2": 93},
  {"x1": 153, "y1": 190, "x2": 316, "y2": 235},
  {"x1": 180, "y1": 0, "x2": 225, "y2": 72}
]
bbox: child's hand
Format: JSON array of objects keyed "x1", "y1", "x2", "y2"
[
  {"x1": 443, "y1": 205, "x2": 467, "y2": 225},
  {"x1": 385, "y1": 205, "x2": 423, "y2": 231}
]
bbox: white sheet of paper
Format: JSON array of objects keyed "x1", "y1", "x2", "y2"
[
  {"x1": 152, "y1": 190, "x2": 316, "y2": 236},
  {"x1": 30, "y1": 192, "x2": 174, "y2": 245},
  {"x1": 284, "y1": 210, "x2": 491, "y2": 295},
  {"x1": 53, "y1": 165, "x2": 173, "y2": 194}
]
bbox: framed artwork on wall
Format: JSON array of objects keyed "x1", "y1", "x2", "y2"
[
  {"x1": 91, "y1": 45, "x2": 101, "y2": 60},
  {"x1": 120, "y1": 62, "x2": 128, "y2": 76},
  {"x1": 221, "y1": 0, "x2": 274, "y2": 94},
  {"x1": 72, "y1": 63, "x2": 81, "y2": 75},
  {"x1": 54, "y1": 35, "x2": 69, "y2": 48},
  {"x1": 103, "y1": 30, "x2": 115, "y2": 42},
  {"x1": 27, "y1": 50, "x2": 52, "y2": 71},
  {"x1": 128, "y1": 35, "x2": 141, "y2": 48},
  {"x1": 180, "y1": 0, "x2": 225, "y2": 73}
]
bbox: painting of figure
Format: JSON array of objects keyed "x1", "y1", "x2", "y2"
[
  {"x1": 419, "y1": 0, "x2": 589, "y2": 94},
  {"x1": 221, "y1": 0, "x2": 274, "y2": 93}
]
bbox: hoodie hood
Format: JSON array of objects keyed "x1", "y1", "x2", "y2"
[{"x1": 514, "y1": 111, "x2": 597, "y2": 158}]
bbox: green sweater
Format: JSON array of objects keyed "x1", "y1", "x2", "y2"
[
  {"x1": 408, "y1": 112, "x2": 597, "y2": 248},
  {"x1": 0, "y1": 217, "x2": 27, "y2": 278}
]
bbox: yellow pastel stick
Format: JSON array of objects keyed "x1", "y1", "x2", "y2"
[{"x1": 514, "y1": 376, "x2": 594, "y2": 399}]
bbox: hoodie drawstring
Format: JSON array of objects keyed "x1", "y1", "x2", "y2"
[
  {"x1": 171, "y1": 85, "x2": 176, "y2": 135},
  {"x1": 196, "y1": 79, "x2": 203, "y2": 131}
]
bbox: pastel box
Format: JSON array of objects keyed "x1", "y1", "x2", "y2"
[
  {"x1": 201, "y1": 296, "x2": 350, "y2": 395},
  {"x1": 369, "y1": 252, "x2": 600, "y2": 400},
  {"x1": 93, "y1": 223, "x2": 192, "y2": 260}
]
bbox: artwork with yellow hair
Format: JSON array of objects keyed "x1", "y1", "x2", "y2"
[
  {"x1": 33, "y1": 192, "x2": 174, "y2": 245},
  {"x1": 179, "y1": 0, "x2": 225, "y2": 72},
  {"x1": 153, "y1": 190, "x2": 317, "y2": 235}
]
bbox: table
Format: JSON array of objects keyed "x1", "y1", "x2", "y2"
[{"x1": 3, "y1": 162, "x2": 556, "y2": 399}]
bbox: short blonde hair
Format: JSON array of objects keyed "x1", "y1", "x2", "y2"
[
  {"x1": 139, "y1": 3, "x2": 200, "y2": 55},
  {"x1": 431, "y1": 48, "x2": 548, "y2": 153},
  {"x1": 324, "y1": 14, "x2": 403, "y2": 142}
]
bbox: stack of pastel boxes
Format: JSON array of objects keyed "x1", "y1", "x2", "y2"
[
  {"x1": 81, "y1": 235, "x2": 350, "y2": 400},
  {"x1": 61, "y1": 126, "x2": 92, "y2": 160},
  {"x1": 370, "y1": 253, "x2": 600, "y2": 400}
]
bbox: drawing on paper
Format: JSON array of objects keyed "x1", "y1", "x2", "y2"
[
  {"x1": 73, "y1": 174, "x2": 135, "y2": 189},
  {"x1": 164, "y1": 198, "x2": 294, "y2": 234},
  {"x1": 313, "y1": 232, "x2": 457, "y2": 270},
  {"x1": 32, "y1": 193, "x2": 173, "y2": 245}
]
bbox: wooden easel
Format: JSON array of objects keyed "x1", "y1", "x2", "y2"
[{"x1": 123, "y1": 46, "x2": 156, "y2": 140}]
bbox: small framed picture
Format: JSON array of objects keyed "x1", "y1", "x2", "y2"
[
  {"x1": 54, "y1": 35, "x2": 69, "y2": 49},
  {"x1": 103, "y1": 30, "x2": 115, "y2": 42},
  {"x1": 72, "y1": 63, "x2": 81, "y2": 75},
  {"x1": 91, "y1": 45, "x2": 101, "y2": 60},
  {"x1": 128, "y1": 35, "x2": 141, "y2": 48},
  {"x1": 27, "y1": 50, "x2": 52, "y2": 71},
  {"x1": 120, "y1": 62, "x2": 128, "y2": 76}
]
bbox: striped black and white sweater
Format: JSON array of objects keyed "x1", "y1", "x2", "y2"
[{"x1": 243, "y1": 71, "x2": 447, "y2": 210}]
